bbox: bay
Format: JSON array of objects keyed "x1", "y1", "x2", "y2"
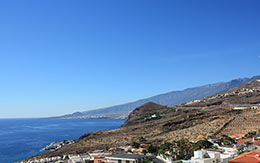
[{"x1": 0, "y1": 118, "x2": 125, "y2": 163}]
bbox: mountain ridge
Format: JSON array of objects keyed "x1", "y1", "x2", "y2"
[{"x1": 55, "y1": 75, "x2": 260, "y2": 119}]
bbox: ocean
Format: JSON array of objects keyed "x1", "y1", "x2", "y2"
[{"x1": 0, "y1": 118, "x2": 125, "y2": 163}]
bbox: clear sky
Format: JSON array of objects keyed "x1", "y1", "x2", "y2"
[{"x1": 0, "y1": 0, "x2": 260, "y2": 118}]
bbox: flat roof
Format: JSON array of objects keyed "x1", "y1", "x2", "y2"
[{"x1": 106, "y1": 154, "x2": 145, "y2": 160}]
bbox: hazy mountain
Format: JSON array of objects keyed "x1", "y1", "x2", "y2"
[{"x1": 57, "y1": 75, "x2": 260, "y2": 119}]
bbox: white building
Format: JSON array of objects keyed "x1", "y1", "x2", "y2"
[
  {"x1": 156, "y1": 154, "x2": 173, "y2": 163},
  {"x1": 183, "y1": 150, "x2": 232, "y2": 163},
  {"x1": 68, "y1": 154, "x2": 92, "y2": 163}
]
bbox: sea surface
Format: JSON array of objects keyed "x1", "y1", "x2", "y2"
[{"x1": 0, "y1": 118, "x2": 125, "y2": 163}]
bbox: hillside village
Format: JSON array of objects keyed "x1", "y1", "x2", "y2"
[
  {"x1": 19, "y1": 131, "x2": 260, "y2": 163},
  {"x1": 185, "y1": 80, "x2": 260, "y2": 107},
  {"x1": 19, "y1": 80, "x2": 260, "y2": 163}
]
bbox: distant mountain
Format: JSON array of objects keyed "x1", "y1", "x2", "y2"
[{"x1": 56, "y1": 75, "x2": 260, "y2": 119}]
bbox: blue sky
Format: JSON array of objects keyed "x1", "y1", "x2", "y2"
[{"x1": 0, "y1": 0, "x2": 260, "y2": 118}]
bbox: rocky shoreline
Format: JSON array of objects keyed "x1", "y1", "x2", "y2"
[{"x1": 40, "y1": 140, "x2": 75, "y2": 152}]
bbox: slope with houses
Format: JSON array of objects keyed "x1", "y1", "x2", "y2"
[{"x1": 20, "y1": 79, "x2": 260, "y2": 163}]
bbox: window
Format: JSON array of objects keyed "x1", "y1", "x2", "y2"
[
  {"x1": 118, "y1": 160, "x2": 122, "y2": 163},
  {"x1": 126, "y1": 161, "x2": 130, "y2": 163}
]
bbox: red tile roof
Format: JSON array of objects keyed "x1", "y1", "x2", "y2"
[
  {"x1": 254, "y1": 141, "x2": 260, "y2": 145},
  {"x1": 249, "y1": 140, "x2": 260, "y2": 145},
  {"x1": 237, "y1": 139, "x2": 245, "y2": 145},
  {"x1": 230, "y1": 134, "x2": 245, "y2": 139},
  {"x1": 229, "y1": 152, "x2": 260, "y2": 163}
]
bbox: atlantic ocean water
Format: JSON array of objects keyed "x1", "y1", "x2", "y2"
[{"x1": 0, "y1": 118, "x2": 125, "y2": 163}]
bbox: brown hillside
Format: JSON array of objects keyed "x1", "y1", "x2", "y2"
[{"x1": 20, "y1": 80, "x2": 260, "y2": 162}]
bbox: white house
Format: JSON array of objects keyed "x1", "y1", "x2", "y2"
[{"x1": 183, "y1": 150, "x2": 232, "y2": 163}]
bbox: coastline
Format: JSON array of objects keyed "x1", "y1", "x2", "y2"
[{"x1": 0, "y1": 118, "x2": 125, "y2": 163}]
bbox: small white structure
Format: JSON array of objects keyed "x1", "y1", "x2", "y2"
[
  {"x1": 68, "y1": 154, "x2": 92, "y2": 163},
  {"x1": 233, "y1": 106, "x2": 247, "y2": 110},
  {"x1": 151, "y1": 114, "x2": 157, "y2": 118},
  {"x1": 157, "y1": 154, "x2": 173, "y2": 163},
  {"x1": 184, "y1": 150, "x2": 232, "y2": 163},
  {"x1": 119, "y1": 146, "x2": 132, "y2": 152},
  {"x1": 250, "y1": 106, "x2": 259, "y2": 110},
  {"x1": 68, "y1": 155, "x2": 83, "y2": 163}
]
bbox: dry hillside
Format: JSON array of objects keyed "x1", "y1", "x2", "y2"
[{"x1": 20, "y1": 80, "x2": 260, "y2": 162}]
